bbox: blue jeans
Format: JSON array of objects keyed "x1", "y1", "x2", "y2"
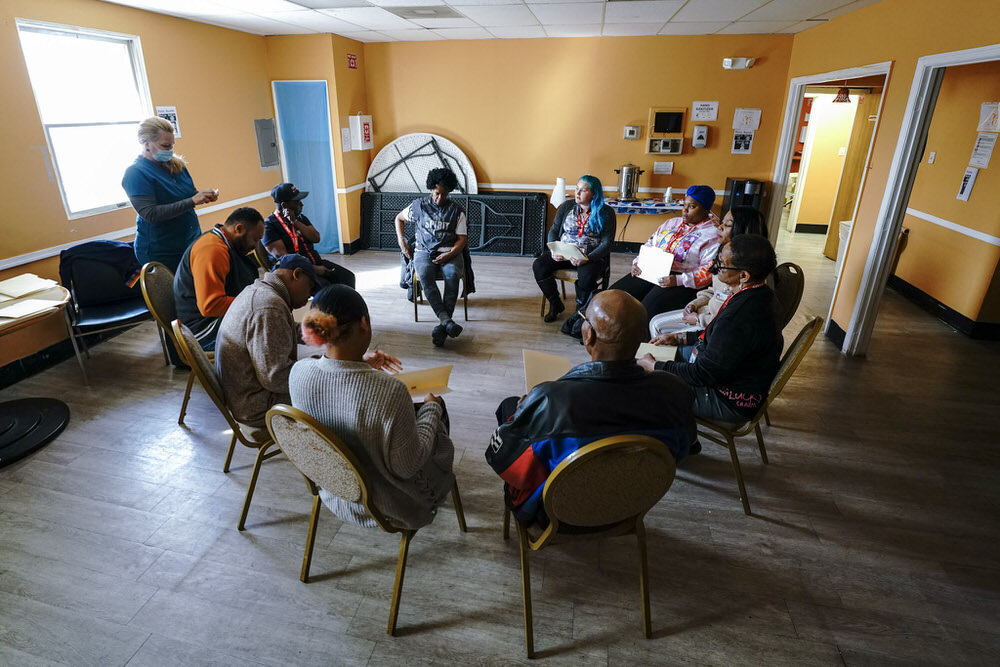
[{"x1": 414, "y1": 250, "x2": 464, "y2": 324}]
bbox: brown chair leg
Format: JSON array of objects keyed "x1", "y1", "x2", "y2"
[
  {"x1": 463, "y1": 294, "x2": 469, "y2": 321},
  {"x1": 539, "y1": 294, "x2": 546, "y2": 317},
  {"x1": 517, "y1": 521, "x2": 535, "y2": 658},
  {"x1": 503, "y1": 507, "x2": 510, "y2": 541},
  {"x1": 763, "y1": 409, "x2": 771, "y2": 427},
  {"x1": 636, "y1": 518, "x2": 652, "y2": 639},
  {"x1": 387, "y1": 530, "x2": 415, "y2": 636},
  {"x1": 178, "y1": 371, "x2": 195, "y2": 426},
  {"x1": 451, "y1": 481, "x2": 468, "y2": 532},
  {"x1": 560, "y1": 280, "x2": 566, "y2": 299},
  {"x1": 726, "y1": 434, "x2": 751, "y2": 515},
  {"x1": 222, "y1": 432, "x2": 238, "y2": 473},
  {"x1": 238, "y1": 442, "x2": 273, "y2": 531},
  {"x1": 300, "y1": 493, "x2": 322, "y2": 583},
  {"x1": 413, "y1": 282, "x2": 419, "y2": 322},
  {"x1": 754, "y1": 422, "x2": 769, "y2": 464}
]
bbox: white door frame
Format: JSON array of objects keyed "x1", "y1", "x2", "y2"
[
  {"x1": 271, "y1": 79, "x2": 346, "y2": 254},
  {"x1": 843, "y1": 43, "x2": 1000, "y2": 356},
  {"x1": 767, "y1": 60, "x2": 893, "y2": 351}
]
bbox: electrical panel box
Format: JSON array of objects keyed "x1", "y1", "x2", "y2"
[{"x1": 253, "y1": 118, "x2": 279, "y2": 169}]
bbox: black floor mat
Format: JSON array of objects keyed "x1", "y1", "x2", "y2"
[{"x1": 0, "y1": 398, "x2": 70, "y2": 468}]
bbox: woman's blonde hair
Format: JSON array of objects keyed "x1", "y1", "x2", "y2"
[{"x1": 137, "y1": 116, "x2": 185, "y2": 175}]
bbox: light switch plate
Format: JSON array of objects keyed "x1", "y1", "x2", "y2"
[{"x1": 928, "y1": 151, "x2": 936, "y2": 164}]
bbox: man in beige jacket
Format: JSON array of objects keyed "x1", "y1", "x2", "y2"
[{"x1": 215, "y1": 254, "x2": 317, "y2": 429}]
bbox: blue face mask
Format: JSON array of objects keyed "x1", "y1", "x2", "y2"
[{"x1": 153, "y1": 149, "x2": 173, "y2": 162}]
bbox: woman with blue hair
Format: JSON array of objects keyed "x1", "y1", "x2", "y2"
[
  {"x1": 533, "y1": 175, "x2": 616, "y2": 328},
  {"x1": 610, "y1": 184, "x2": 722, "y2": 325}
]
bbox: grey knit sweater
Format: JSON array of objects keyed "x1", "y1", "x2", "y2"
[{"x1": 288, "y1": 356, "x2": 455, "y2": 530}]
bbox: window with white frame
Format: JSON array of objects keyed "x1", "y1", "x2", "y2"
[{"x1": 16, "y1": 19, "x2": 153, "y2": 219}]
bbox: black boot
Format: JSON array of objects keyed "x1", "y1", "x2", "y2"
[{"x1": 538, "y1": 277, "x2": 564, "y2": 322}]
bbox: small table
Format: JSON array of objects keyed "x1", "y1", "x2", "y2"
[
  {"x1": 0, "y1": 285, "x2": 72, "y2": 337},
  {"x1": 606, "y1": 199, "x2": 682, "y2": 242}
]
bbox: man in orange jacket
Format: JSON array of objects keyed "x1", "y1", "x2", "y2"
[{"x1": 173, "y1": 207, "x2": 264, "y2": 350}]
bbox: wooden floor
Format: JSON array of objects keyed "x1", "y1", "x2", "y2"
[{"x1": 1, "y1": 233, "x2": 998, "y2": 666}]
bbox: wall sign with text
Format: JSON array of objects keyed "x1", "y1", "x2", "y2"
[{"x1": 347, "y1": 53, "x2": 358, "y2": 69}]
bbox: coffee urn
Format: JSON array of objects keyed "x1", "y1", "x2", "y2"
[{"x1": 614, "y1": 163, "x2": 644, "y2": 201}]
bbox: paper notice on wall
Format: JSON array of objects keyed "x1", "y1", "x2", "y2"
[
  {"x1": 969, "y1": 132, "x2": 997, "y2": 169},
  {"x1": 978, "y1": 102, "x2": 999, "y2": 132},
  {"x1": 653, "y1": 161, "x2": 673, "y2": 175},
  {"x1": 957, "y1": 167, "x2": 978, "y2": 202},
  {"x1": 341, "y1": 127, "x2": 352, "y2": 152},
  {"x1": 692, "y1": 101, "x2": 719, "y2": 121},
  {"x1": 155, "y1": 106, "x2": 180, "y2": 137},
  {"x1": 732, "y1": 108, "x2": 761, "y2": 131},
  {"x1": 732, "y1": 131, "x2": 754, "y2": 154}
]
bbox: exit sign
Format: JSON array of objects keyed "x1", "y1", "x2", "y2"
[{"x1": 347, "y1": 53, "x2": 358, "y2": 69}]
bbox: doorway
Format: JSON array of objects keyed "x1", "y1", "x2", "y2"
[{"x1": 272, "y1": 80, "x2": 342, "y2": 254}]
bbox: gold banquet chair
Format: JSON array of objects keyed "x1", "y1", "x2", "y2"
[
  {"x1": 412, "y1": 265, "x2": 470, "y2": 323},
  {"x1": 172, "y1": 319, "x2": 281, "y2": 530},
  {"x1": 139, "y1": 262, "x2": 211, "y2": 425},
  {"x1": 265, "y1": 404, "x2": 468, "y2": 636},
  {"x1": 502, "y1": 434, "x2": 677, "y2": 658},
  {"x1": 695, "y1": 316, "x2": 823, "y2": 515}
]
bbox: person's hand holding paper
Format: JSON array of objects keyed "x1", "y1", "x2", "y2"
[{"x1": 547, "y1": 241, "x2": 587, "y2": 263}]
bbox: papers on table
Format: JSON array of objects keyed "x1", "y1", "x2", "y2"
[
  {"x1": 636, "y1": 342, "x2": 677, "y2": 363},
  {"x1": 0, "y1": 299, "x2": 62, "y2": 320},
  {"x1": 0, "y1": 273, "x2": 58, "y2": 299},
  {"x1": 394, "y1": 365, "x2": 453, "y2": 401},
  {"x1": 523, "y1": 349, "x2": 572, "y2": 393},
  {"x1": 636, "y1": 245, "x2": 675, "y2": 285},
  {"x1": 546, "y1": 241, "x2": 587, "y2": 262}
]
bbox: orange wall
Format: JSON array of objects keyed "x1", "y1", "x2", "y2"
[
  {"x1": 363, "y1": 35, "x2": 793, "y2": 241},
  {"x1": 1, "y1": 0, "x2": 278, "y2": 361},
  {"x1": 895, "y1": 60, "x2": 1000, "y2": 322},
  {"x1": 794, "y1": 94, "x2": 856, "y2": 227},
  {"x1": 784, "y1": 0, "x2": 1000, "y2": 331}
]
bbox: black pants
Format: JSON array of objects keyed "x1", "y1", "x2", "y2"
[
  {"x1": 317, "y1": 259, "x2": 356, "y2": 289},
  {"x1": 533, "y1": 254, "x2": 606, "y2": 307},
  {"x1": 609, "y1": 273, "x2": 697, "y2": 323}
]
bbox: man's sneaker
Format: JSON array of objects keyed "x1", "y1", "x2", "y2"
[
  {"x1": 445, "y1": 320, "x2": 463, "y2": 338},
  {"x1": 432, "y1": 324, "x2": 447, "y2": 347}
]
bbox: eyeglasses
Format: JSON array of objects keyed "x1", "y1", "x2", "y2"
[{"x1": 709, "y1": 257, "x2": 744, "y2": 274}]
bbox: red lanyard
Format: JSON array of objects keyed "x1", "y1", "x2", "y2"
[
  {"x1": 576, "y1": 210, "x2": 590, "y2": 238},
  {"x1": 666, "y1": 221, "x2": 693, "y2": 253},
  {"x1": 274, "y1": 211, "x2": 301, "y2": 253},
  {"x1": 699, "y1": 282, "x2": 766, "y2": 341}
]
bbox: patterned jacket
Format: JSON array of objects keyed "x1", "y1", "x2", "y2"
[{"x1": 633, "y1": 215, "x2": 721, "y2": 289}]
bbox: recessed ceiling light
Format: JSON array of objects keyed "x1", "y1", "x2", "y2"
[{"x1": 384, "y1": 6, "x2": 464, "y2": 20}]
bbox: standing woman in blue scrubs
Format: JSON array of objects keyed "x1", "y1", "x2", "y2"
[{"x1": 122, "y1": 117, "x2": 219, "y2": 271}]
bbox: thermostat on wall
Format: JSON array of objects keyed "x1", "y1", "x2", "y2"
[{"x1": 623, "y1": 125, "x2": 640, "y2": 140}]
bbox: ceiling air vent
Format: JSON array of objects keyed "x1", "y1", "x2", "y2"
[{"x1": 384, "y1": 6, "x2": 465, "y2": 19}]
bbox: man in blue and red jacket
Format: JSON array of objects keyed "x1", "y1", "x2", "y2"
[{"x1": 485, "y1": 290, "x2": 696, "y2": 525}]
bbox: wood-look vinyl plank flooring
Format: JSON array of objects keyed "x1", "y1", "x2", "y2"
[{"x1": 1, "y1": 233, "x2": 998, "y2": 664}]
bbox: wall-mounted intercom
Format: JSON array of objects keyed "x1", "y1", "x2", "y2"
[
  {"x1": 648, "y1": 107, "x2": 686, "y2": 141},
  {"x1": 623, "y1": 125, "x2": 640, "y2": 140},
  {"x1": 647, "y1": 137, "x2": 683, "y2": 155}
]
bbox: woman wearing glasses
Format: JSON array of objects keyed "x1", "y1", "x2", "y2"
[
  {"x1": 637, "y1": 234, "x2": 783, "y2": 424},
  {"x1": 648, "y1": 206, "x2": 767, "y2": 339}
]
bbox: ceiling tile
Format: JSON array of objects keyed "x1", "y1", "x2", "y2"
[
  {"x1": 602, "y1": 23, "x2": 663, "y2": 36},
  {"x1": 198, "y1": 13, "x2": 314, "y2": 33},
  {"x1": 324, "y1": 6, "x2": 417, "y2": 28},
  {"x1": 671, "y1": 0, "x2": 766, "y2": 22},
  {"x1": 431, "y1": 26, "x2": 494, "y2": 38},
  {"x1": 716, "y1": 20, "x2": 798, "y2": 33},
  {"x1": 379, "y1": 28, "x2": 447, "y2": 39},
  {"x1": 287, "y1": 0, "x2": 373, "y2": 7},
  {"x1": 778, "y1": 20, "x2": 822, "y2": 33},
  {"x1": 544, "y1": 24, "x2": 602, "y2": 37},
  {"x1": 524, "y1": 0, "x2": 603, "y2": 3},
  {"x1": 487, "y1": 25, "x2": 547, "y2": 37},
  {"x1": 815, "y1": 0, "x2": 882, "y2": 20},
  {"x1": 263, "y1": 10, "x2": 365, "y2": 30},
  {"x1": 365, "y1": 0, "x2": 446, "y2": 5},
  {"x1": 445, "y1": 0, "x2": 522, "y2": 5},
  {"x1": 744, "y1": 0, "x2": 845, "y2": 21},
  {"x1": 528, "y1": 3, "x2": 604, "y2": 25},
  {"x1": 410, "y1": 17, "x2": 478, "y2": 26},
  {"x1": 104, "y1": 0, "x2": 238, "y2": 16},
  {"x1": 457, "y1": 5, "x2": 537, "y2": 26},
  {"x1": 604, "y1": 1, "x2": 683, "y2": 25},
  {"x1": 214, "y1": 0, "x2": 305, "y2": 11},
  {"x1": 338, "y1": 30, "x2": 397, "y2": 40},
  {"x1": 657, "y1": 20, "x2": 729, "y2": 34}
]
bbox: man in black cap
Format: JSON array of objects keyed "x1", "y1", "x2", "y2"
[
  {"x1": 263, "y1": 182, "x2": 356, "y2": 289},
  {"x1": 214, "y1": 254, "x2": 320, "y2": 429}
]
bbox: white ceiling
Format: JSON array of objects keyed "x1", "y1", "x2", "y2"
[{"x1": 101, "y1": 0, "x2": 882, "y2": 41}]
